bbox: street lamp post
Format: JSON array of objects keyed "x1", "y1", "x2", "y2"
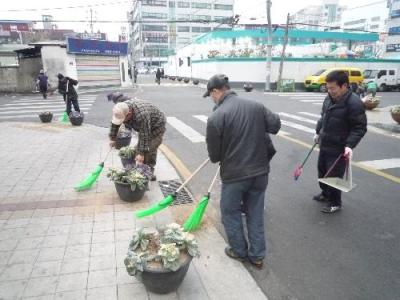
[{"x1": 265, "y1": 0, "x2": 273, "y2": 92}]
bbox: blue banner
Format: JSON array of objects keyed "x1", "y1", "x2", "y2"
[{"x1": 67, "y1": 38, "x2": 128, "y2": 56}]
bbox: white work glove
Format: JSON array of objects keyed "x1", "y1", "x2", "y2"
[
  {"x1": 344, "y1": 147, "x2": 353, "y2": 159},
  {"x1": 313, "y1": 134, "x2": 320, "y2": 144}
]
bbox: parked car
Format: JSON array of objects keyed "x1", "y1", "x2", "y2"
[
  {"x1": 363, "y1": 69, "x2": 400, "y2": 92},
  {"x1": 304, "y1": 67, "x2": 364, "y2": 92}
]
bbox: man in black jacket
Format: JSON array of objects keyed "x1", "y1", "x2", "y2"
[
  {"x1": 314, "y1": 70, "x2": 367, "y2": 213},
  {"x1": 57, "y1": 73, "x2": 80, "y2": 115},
  {"x1": 204, "y1": 74, "x2": 281, "y2": 268}
]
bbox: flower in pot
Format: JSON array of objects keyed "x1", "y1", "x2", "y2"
[
  {"x1": 118, "y1": 146, "x2": 135, "y2": 169},
  {"x1": 362, "y1": 95, "x2": 380, "y2": 110},
  {"x1": 39, "y1": 111, "x2": 53, "y2": 123},
  {"x1": 124, "y1": 223, "x2": 200, "y2": 294},
  {"x1": 107, "y1": 167, "x2": 150, "y2": 202},
  {"x1": 243, "y1": 83, "x2": 253, "y2": 92},
  {"x1": 390, "y1": 106, "x2": 400, "y2": 124}
]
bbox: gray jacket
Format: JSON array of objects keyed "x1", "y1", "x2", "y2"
[{"x1": 206, "y1": 91, "x2": 281, "y2": 183}]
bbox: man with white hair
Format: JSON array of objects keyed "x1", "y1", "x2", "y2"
[{"x1": 109, "y1": 100, "x2": 166, "y2": 181}]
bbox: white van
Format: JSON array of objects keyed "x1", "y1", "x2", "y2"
[{"x1": 363, "y1": 69, "x2": 400, "y2": 91}]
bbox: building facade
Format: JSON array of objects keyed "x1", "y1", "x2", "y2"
[
  {"x1": 128, "y1": 0, "x2": 234, "y2": 69},
  {"x1": 385, "y1": 0, "x2": 400, "y2": 57},
  {"x1": 290, "y1": 0, "x2": 346, "y2": 31},
  {"x1": 341, "y1": 1, "x2": 388, "y2": 33}
]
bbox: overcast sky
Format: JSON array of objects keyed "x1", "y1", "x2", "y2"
[{"x1": 0, "y1": 0, "x2": 382, "y2": 40}]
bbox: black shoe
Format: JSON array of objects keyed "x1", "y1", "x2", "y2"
[
  {"x1": 313, "y1": 193, "x2": 329, "y2": 202},
  {"x1": 224, "y1": 247, "x2": 246, "y2": 262},
  {"x1": 248, "y1": 258, "x2": 264, "y2": 269},
  {"x1": 321, "y1": 204, "x2": 341, "y2": 214}
]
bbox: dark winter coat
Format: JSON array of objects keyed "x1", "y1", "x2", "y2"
[
  {"x1": 316, "y1": 90, "x2": 367, "y2": 153},
  {"x1": 37, "y1": 74, "x2": 48, "y2": 89},
  {"x1": 59, "y1": 77, "x2": 78, "y2": 100},
  {"x1": 206, "y1": 91, "x2": 281, "y2": 183}
]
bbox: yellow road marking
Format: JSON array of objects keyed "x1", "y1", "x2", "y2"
[{"x1": 159, "y1": 144, "x2": 191, "y2": 180}]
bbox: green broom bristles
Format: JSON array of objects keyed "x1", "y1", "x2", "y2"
[
  {"x1": 60, "y1": 112, "x2": 69, "y2": 123},
  {"x1": 74, "y1": 163, "x2": 104, "y2": 191},
  {"x1": 135, "y1": 194, "x2": 175, "y2": 218},
  {"x1": 183, "y1": 195, "x2": 209, "y2": 232}
]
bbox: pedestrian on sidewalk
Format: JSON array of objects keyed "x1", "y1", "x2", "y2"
[
  {"x1": 109, "y1": 100, "x2": 166, "y2": 181},
  {"x1": 37, "y1": 70, "x2": 48, "y2": 99},
  {"x1": 204, "y1": 74, "x2": 281, "y2": 269},
  {"x1": 57, "y1": 74, "x2": 80, "y2": 116},
  {"x1": 134, "y1": 67, "x2": 138, "y2": 84},
  {"x1": 314, "y1": 70, "x2": 367, "y2": 213}
]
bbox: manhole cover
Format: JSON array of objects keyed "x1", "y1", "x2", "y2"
[{"x1": 158, "y1": 180, "x2": 193, "y2": 205}]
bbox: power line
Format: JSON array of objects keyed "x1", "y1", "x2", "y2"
[{"x1": 0, "y1": 1, "x2": 130, "y2": 12}]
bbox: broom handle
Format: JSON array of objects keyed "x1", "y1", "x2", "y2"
[
  {"x1": 207, "y1": 166, "x2": 220, "y2": 194},
  {"x1": 102, "y1": 147, "x2": 113, "y2": 163},
  {"x1": 176, "y1": 158, "x2": 210, "y2": 193},
  {"x1": 300, "y1": 142, "x2": 317, "y2": 168},
  {"x1": 323, "y1": 154, "x2": 343, "y2": 178}
]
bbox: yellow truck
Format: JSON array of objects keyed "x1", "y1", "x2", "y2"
[{"x1": 304, "y1": 67, "x2": 364, "y2": 92}]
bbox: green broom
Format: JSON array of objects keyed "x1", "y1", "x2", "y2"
[
  {"x1": 74, "y1": 148, "x2": 113, "y2": 191},
  {"x1": 60, "y1": 111, "x2": 69, "y2": 123},
  {"x1": 135, "y1": 158, "x2": 210, "y2": 218},
  {"x1": 183, "y1": 166, "x2": 220, "y2": 232}
]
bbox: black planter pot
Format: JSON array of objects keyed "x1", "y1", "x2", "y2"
[
  {"x1": 114, "y1": 181, "x2": 146, "y2": 202},
  {"x1": 69, "y1": 113, "x2": 84, "y2": 126},
  {"x1": 115, "y1": 136, "x2": 132, "y2": 150},
  {"x1": 140, "y1": 254, "x2": 192, "y2": 294},
  {"x1": 120, "y1": 157, "x2": 135, "y2": 169},
  {"x1": 183, "y1": 78, "x2": 190, "y2": 83},
  {"x1": 193, "y1": 80, "x2": 199, "y2": 85},
  {"x1": 170, "y1": 76, "x2": 176, "y2": 81},
  {"x1": 243, "y1": 84, "x2": 253, "y2": 92},
  {"x1": 39, "y1": 113, "x2": 53, "y2": 123},
  {"x1": 177, "y1": 77, "x2": 183, "y2": 82}
]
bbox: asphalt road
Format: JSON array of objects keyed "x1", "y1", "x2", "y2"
[{"x1": 1, "y1": 75, "x2": 400, "y2": 300}]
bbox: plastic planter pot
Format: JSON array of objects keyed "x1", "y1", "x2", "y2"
[
  {"x1": 114, "y1": 181, "x2": 146, "y2": 202},
  {"x1": 183, "y1": 78, "x2": 190, "y2": 83},
  {"x1": 69, "y1": 112, "x2": 84, "y2": 126},
  {"x1": 391, "y1": 111, "x2": 400, "y2": 124},
  {"x1": 193, "y1": 80, "x2": 199, "y2": 85},
  {"x1": 170, "y1": 76, "x2": 176, "y2": 81},
  {"x1": 243, "y1": 84, "x2": 253, "y2": 92},
  {"x1": 39, "y1": 113, "x2": 53, "y2": 123},
  {"x1": 177, "y1": 77, "x2": 183, "y2": 82},
  {"x1": 139, "y1": 254, "x2": 192, "y2": 294},
  {"x1": 364, "y1": 100, "x2": 379, "y2": 110},
  {"x1": 115, "y1": 136, "x2": 132, "y2": 150}
]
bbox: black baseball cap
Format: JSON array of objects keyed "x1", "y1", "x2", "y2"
[{"x1": 203, "y1": 74, "x2": 230, "y2": 97}]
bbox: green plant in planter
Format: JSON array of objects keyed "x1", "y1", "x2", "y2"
[
  {"x1": 391, "y1": 106, "x2": 400, "y2": 113},
  {"x1": 118, "y1": 146, "x2": 135, "y2": 159},
  {"x1": 107, "y1": 167, "x2": 148, "y2": 191},
  {"x1": 124, "y1": 223, "x2": 200, "y2": 276}
]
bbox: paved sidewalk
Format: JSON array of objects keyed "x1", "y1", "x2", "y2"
[{"x1": 0, "y1": 122, "x2": 267, "y2": 300}]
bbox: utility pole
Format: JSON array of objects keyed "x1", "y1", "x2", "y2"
[
  {"x1": 89, "y1": 8, "x2": 94, "y2": 34},
  {"x1": 265, "y1": 0, "x2": 273, "y2": 92},
  {"x1": 277, "y1": 13, "x2": 290, "y2": 89}
]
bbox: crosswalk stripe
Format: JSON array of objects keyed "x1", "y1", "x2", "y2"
[
  {"x1": 193, "y1": 115, "x2": 208, "y2": 123},
  {"x1": 281, "y1": 120, "x2": 315, "y2": 134},
  {"x1": 312, "y1": 103, "x2": 323, "y2": 106},
  {"x1": 299, "y1": 100, "x2": 324, "y2": 103},
  {"x1": 299, "y1": 112, "x2": 320, "y2": 118},
  {"x1": 358, "y1": 158, "x2": 400, "y2": 170},
  {"x1": 279, "y1": 113, "x2": 317, "y2": 125},
  {"x1": 167, "y1": 117, "x2": 205, "y2": 143},
  {"x1": 0, "y1": 106, "x2": 92, "y2": 115},
  {"x1": 14, "y1": 97, "x2": 96, "y2": 102},
  {"x1": 5, "y1": 101, "x2": 95, "y2": 106}
]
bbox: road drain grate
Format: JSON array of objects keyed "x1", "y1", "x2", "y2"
[{"x1": 158, "y1": 180, "x2": 194, "y2": 205}]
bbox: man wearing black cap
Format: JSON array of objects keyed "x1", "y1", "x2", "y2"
[{"x1": 204, "y1": 74, "x2": 281, "y2": 269}]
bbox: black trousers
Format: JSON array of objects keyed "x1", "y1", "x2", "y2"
[
  {"x1": 318, "y1": 150, "x2": 346, "y2": 206},
  {"x1": 66, "y1": 97, "x2": 80, "y2": 115}
]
